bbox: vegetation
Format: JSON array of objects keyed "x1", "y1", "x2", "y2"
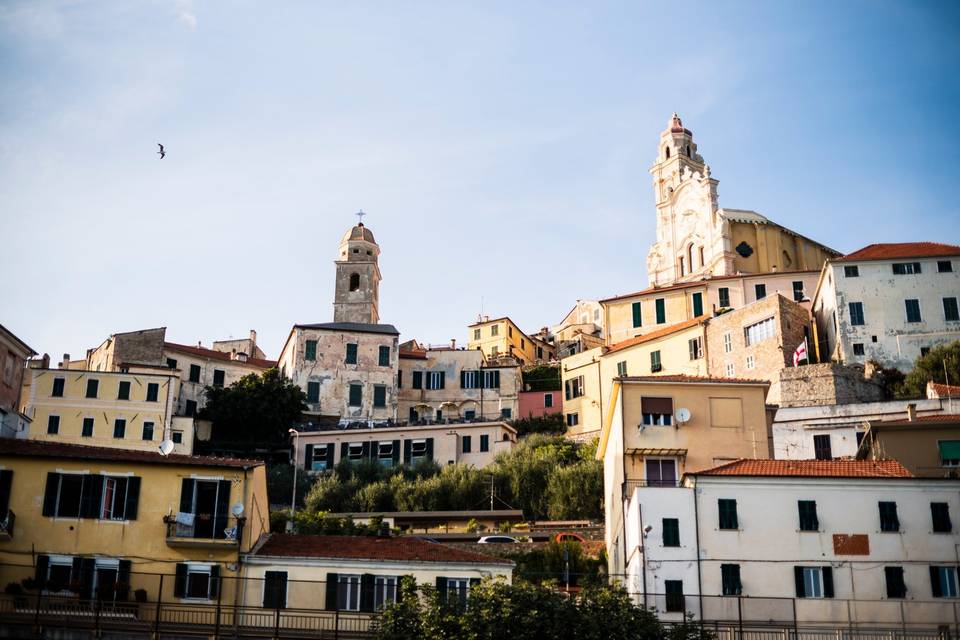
[
  {"x1": 266, "y1": 464, "x2": 316, "y2": 508},
  {"x1": 521, "y1": 364, "x2": 561, "y2": 392},
  {"x1": 509, "y1": 412, "x2": 566, "y2": 436},
  {"x1": 373, "y1": 578, "x2": 712, "y2": 640},
  {"x1": 302, "y1": 435, "x2": 603, "y2": 521},
  {"x1": 504, "y1": 541, "x2": 606, "y2": 587},
  {"x1": 896, "y1": 341, "x2": 960, "y2": 398},
  {"x1": 270, "y1": 510, "x2": 388, "y2": 535}
]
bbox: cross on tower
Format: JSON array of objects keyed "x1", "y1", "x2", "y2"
[{"x1": 355, "y1": 209, "x2": 366, "y2": 224}]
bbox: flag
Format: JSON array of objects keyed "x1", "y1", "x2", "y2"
[{"x1": 793, "y1": 339, "x2": 808, "y2": 367}]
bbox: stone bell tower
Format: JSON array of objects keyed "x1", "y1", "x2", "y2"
[{"x1": 333, "y1": 213, "x2": 381, "y2": 324}]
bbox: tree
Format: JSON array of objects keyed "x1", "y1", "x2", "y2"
[
  {"x1": 509, "y1": 413, "x2": 566, "y2": 436},
  {"x1": 266, "y1": 463, "x2": 314, "y2": 507},
  {"x1": 897, "y1": 341, "x2": 960, "y2": 398},
  {"x1": 198, "y1": 368, "x2": 306, "y2": 453}
]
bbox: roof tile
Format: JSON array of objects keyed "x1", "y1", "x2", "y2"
[
  {"x1": 0, "y1": 438, "x2": 262, "y2": 469},
  {"x1": 253, "y1": 534, "x2": 513, "y2": 565},
  {"x1": 619, "y1": 374, "x2": 769, "y2": 385},
  {"x1": 691, "y1": 458, "x2": 913, "y2": 478},
  {"x1": 606, "y1": 316, "x2": 707, "y2": 354},
  {"x1": 837, "y1": 242, "x2": 960, "y2": 262},
  {"x1": 165, "y1": 342, "x2": 275, "y2": 368}
]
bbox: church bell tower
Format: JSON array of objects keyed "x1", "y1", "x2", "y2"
[{"x1": 333, "y1": 213, "x2": 381, "y2": 324}]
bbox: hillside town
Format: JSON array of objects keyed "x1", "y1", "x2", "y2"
[{"x1": 0, "y1": 113, "x2": 958, "y2": 638}]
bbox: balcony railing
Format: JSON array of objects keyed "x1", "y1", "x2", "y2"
[
  {"x1": 163, "y1": 514, "x2": 244, "y2": 548},
  {"x1": 623, "y1": 479, "x2": 682, "y2": 495},
  {"x1": 0, "y1": 510, "x2": 13, "y2": 539}
]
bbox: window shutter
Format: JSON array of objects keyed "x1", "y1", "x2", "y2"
[
  {"x1": 493, "y1": 371, "x2": 500, "y2": 388},
  {"x1": 822, "y1": 567, "x2": 834, "y2": 598},
  {"x1": 0, "y1": 470, "x2": 12, "y2": 515},
  {"x1": 436, "y1": 577, "x2": 448, "y2": 603},
  {"x1": 174, "y1": 563, "x2": 188, "y2": 598},
  {"x1": 35, "y1": 555, "x2": 49, "y2": 585},
  {"x1": 403, "y1": 440, "x2": 412, "y2": 463},
  {"x1": 341, "y1": 443, "x2": 349, "y2": 461},
  {"x1": 368, "y1": 442, "x2": 378, "y2": 460},
  {"x1": 118, "y1": 559, "x2": 131, "y2": 596},
  {"x1": 392, "y1": 440, "x2": 401, "y2": 464},
  {"x1": 413, "y1": 371, "x2": 422, "y2": 389},
  {"x1": 360, "y1": 574, "x2": 375, "y2": 612},
  {"x1": 325, "y1": 573, "x2": 339, "y2": 610},
  {"x1": 931, "y1": 566, "x2": 943, "y2": 598},
  {"x1": 304, "y1": 444, "x2": 314, "y2": 470},
  {"x1": 125, "y1": 477, "x2": 141, "y2": 520},
  {"x1": 460, "y1": 370, "x2": 466, "y2": 388},
  {"x1": 209, "y1": 565, "x2": 221, "y2": 599},
  {"x1": 42, "y1": 473, "x2": 60, "y2": 516},
  {"x1": 72, "y1": 556, "x2": 83, "y2": 583},
  {"x1": 439, "y1": 371, "x2": 445, "y2": 389},
  {"x1": 425, "y1": 438, "x2": 434, "y2": 461},
  {"x1": 632, "y1": 302, "x2": 642, "y2": 327},
  {"x1": 179, "y1": 479, "x2": 195, "y2": 513},
  {"x1": 215, "y1": 481, "x2": 231, "y2": 538},
  {"x1": 565, "y1": 381, "x2": 571, "y2": 401},
  {"x1": 80, "y1": 558, "x2": 96, "y2": 600},
  {"x1": 326, "y1": 444, "x2": 335, "y2": 468},
  {"x1": 470, "y1": 578, "x2": 480, "y2": 588},
  {"x1": 794, "y1": 567, "x2": 805, "y2": 598},
  {"x1": 80, "y1": 476, "x2": 103, "y2": 519},
  {"x1": 361, "y1": 441, "x2": 370, "y2": 459}
]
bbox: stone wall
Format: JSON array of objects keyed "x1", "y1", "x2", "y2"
[{"x1": 778, "y1": 363, "x2": 884, "y2": 408}]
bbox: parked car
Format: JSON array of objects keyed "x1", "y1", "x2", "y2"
[
  {"x1": 478, "y1": 535, "x2": 519, "y2": 544},
  {"x1": 555, "y1": 532, "x2": 586, "y2": 544}
]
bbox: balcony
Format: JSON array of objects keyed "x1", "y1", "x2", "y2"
[
  {"x1": 164, "y1": 514, "x2": 244, "y2": 549},
  {"x1": 0, "y1": 510, "x2": 13, "y2": 540}
]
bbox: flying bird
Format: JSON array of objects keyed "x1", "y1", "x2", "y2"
[{"x1": 157, "y1": 143, "x2": 166, "y2": 159}]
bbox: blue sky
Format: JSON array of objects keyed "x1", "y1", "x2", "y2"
[{"x1": 1, "y1": 1, "x2": 958, "y2": 359}]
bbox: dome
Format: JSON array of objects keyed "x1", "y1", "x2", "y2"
[{"x1": 341, "y1": 222, "x2": 376, "y2": 245}]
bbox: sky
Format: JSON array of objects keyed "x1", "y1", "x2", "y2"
[{"x1": 1, "y1": 1, "x2": 959, "y2": 360}]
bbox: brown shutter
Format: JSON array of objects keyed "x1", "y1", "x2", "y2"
[{"x1": 640, "y1": 397, "x2": 673, "y2": 414}]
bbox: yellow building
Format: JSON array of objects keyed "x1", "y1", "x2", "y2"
[
  {"x1": 0, "y1": 438, "x2": 268, "y2": 606},
  {"x1": 467, "y1": 317, "x2": 555, "y2": 364},
  {"x1": 19, "y1": 366, "x2": 194, "y2": 454}
]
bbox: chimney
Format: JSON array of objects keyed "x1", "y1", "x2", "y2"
[
  {"x1": 41, "y1": 353, "x2": 50, "y2": 369},
  {"x1": 249, "y1": 329, "x2": 257, "y2": 348},
  {"x1": 450, "y1": 339, "x2": 456, "y2": 349},
  {"x1": 61, "y1": 353, "x2": 70, "y2": 369},
  {"x1": 906, "y1": 403, "x2": 917, "y2": 422}
]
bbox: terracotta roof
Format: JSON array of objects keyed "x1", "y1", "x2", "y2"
[
  {"x1": 836, "y1": 242, "x2": 960, "y2": 263},
  {"x1": 165, "y1": 342, "x2": 275, "y2": 368},
  {"x1": 599, "y1": 270, "x2": 821, "y2": 303},
  {"x1": 873, "y1": 414, "x2": 960, "y2": 427},
  {"x1": 252, "y1": 534, "x2": 513, "y2": 565},
  {"x1": 606, "y1": 316, "x2": 707, "y2": 354},
  {"x1": 0, "y1": 438, "x2": 263, "y2": 469},
  {"x1": 929, "y1": 382, "x2": 960, "y2": 398},
  {"x1": 468, "y1": 316, "x2": 512, "y2": 328},
  {"x1": 619, "y1": 374, "x2": 769, "y2": 386},
  {"x1": 341, "y1": 222, "x2": 377, "y2": 244},
  {"x1": 399, "y1": 349, "x2": 428, "y2": 360},
  {"x1": 691, "y1": 458, "x2": 913, "y2": 478}
]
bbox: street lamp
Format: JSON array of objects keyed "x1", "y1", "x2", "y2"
[{"x1": 288, "y1": 428, "x2": 299, "y2": 532}]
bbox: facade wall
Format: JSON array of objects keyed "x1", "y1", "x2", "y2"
[
  {"x1": 517, "y1": 390, "x2": 561, "y2": 419},
  {"x1": 86, "y1": 328, "x2": 166, "y2": 372},
  {"x1": 861, "y1": 423, "x2": 960, "y2": 477},
  {"x1": 552, "y1": 300, "x2": 604, "y2": 340},
  {"x1": 163, "y1": 348, "x2": 271, "y2": 416},
  {"x1": 467, "y1": 318, "x2": 555, "y2": 364},
  {"x1": 560, "y1": 347, "x2": 603, "y2": 438},
  {"x1": 778, "y1": 363, "x2": 885, "y2": 409},
  {"x1": 0, "y1": 327, "x2": 34, "y2": 435}
]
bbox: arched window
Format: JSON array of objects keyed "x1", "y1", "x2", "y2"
[
  {"x1": 349, "y1": 273, "x2": 360, "y2": 291},
  {"x1": 665, "y1": 147, "x2": 671, "y2": 159},
  {"x1": 679, "y1": 257, "x2": 685, "y2": 276},
  {"x1": 699, "y1": 246, "x2": 705, "y2": 268},
  {"x1": 686, "y1": 145, "x2": 691, "y2": 158},
  {"x1": 687, "y1": 244, "x2": 694, "y2": 273}
]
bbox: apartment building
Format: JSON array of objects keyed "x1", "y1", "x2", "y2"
[
  {"x1": 467, "y1": 316, "x2": 555, "y2": 364},
  {"x1": 0, "y1": 324, "x2": 35, "y2": 438}
]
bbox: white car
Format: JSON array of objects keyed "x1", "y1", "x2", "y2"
[{"x1": 477, "y1": 535, "x2": 519, "y2": 544}]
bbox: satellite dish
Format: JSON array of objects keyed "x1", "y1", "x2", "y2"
[
  {"x1": 675, "y1": 408, "x2": 692, "y2": 425},
  {"x1": 231, "y1": 502, "x2": 245, "y2": 517},
  {"x1": 158, "y1": 440, "x2": 175, "y2": 456}
]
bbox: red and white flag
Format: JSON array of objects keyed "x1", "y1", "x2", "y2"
[{"x1": 793, "y1": 339, "x2": 808, "y2": 367}]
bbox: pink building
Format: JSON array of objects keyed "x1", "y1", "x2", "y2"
[{"x1": 518, "y1": 390, "x2": 562, "y2": 419}]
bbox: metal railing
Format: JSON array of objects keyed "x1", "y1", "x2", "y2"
[{"x1": 164, "y1": 514, "x2": 245, "y2": 544}]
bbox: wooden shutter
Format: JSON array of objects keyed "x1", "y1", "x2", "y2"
[
  {"x1": 304, "y1": 444, "x2": 314, "y2": 470},
  {"x1": 35, "y1": 555, "x2": 49, "y2": 584},
  {"x1": 0, "y1": 470, "x2": 13, "y2": 515},
  {"x1": 125, "y1": 477, "x2": 141, "y2": 520},
  {"x1": 325, "y1": 444, "x2": 335, "y2": 468},
  {"x1": 930, "y1": 566, "x2": 942, "y2": 598},
  {"x1": 209, "y1": 565, "x2": 221, "y2": 599},
  {"x1": 794, "y1": 567, "x2": 805, "y2": 598},
  {"x1": 42, "y1": 473, "x2": 60, "y2": 516},
  {"x1": 360, "y1": 574, "x2": 375, "y2": 612},
  {"x1": 640, "y1": 397, "x2": 673, "y2": 415},
  {"x1": 403, "y1": 440, "x2": 412, "y2": 463},
  {"x1": 392, "y1": 440, "x2": 401, "y2": 464},
  {"x1": 366, "y1": 441, "x2": 376, "y2": 460},
  {"x1": 435, "y1": 577, "x2": 448, "y2": 603},
  {"x1": 174, "y1": 563, "x2": 188, "y2": 598},
  {"x1": 413, "y1": 371, "x2": 422, "y2": 389},
  {"x1": 425, "y1": 438, "x2": 434, "y2": 461},
  {"x1": 264, "y1": 571, "x2": 287, "y2": 609},
  {"x1": 439, "y1": 372, "x2": 445, "y2": 389},
  {"x1": 80, "y1": 476, "x2": 103, "y2": 519},
  {"x1": 632, "y1": 302, "x2": 642, "y2": 327},
  {"x1": 215, "y1": 481, "x2": 231, "y2": 539},
  {"x1": 460, "y1": 370, "x2": 466, "y2": 388},
  {"x1": 325, "y1": 573, "x2": 339, "y2": 610},
  {"x1": 341, "y1": 442, "x2": 349, "y2": 462},
  {"x1": 493, "y1": 371, "x2": 500, "y2": 388},
  {"x1": 821, "y1": 566, "x2": 834, "y2": 598},
  {"x1": 179, "y1": 478, "x2": 195, "y2": 513},
  {"x1": 693, "y1": 293, "x2": 703, "y2": 317},
  {"x1": 80, "y1": 557, "x2": 96, "y2": 600},
  {"x1": 118, "y1": 559, "x2": 131, "y2": 599}
]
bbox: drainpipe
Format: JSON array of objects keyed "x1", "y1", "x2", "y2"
[
  {"x1": 638, "y1": 501, "x2": 648, "y2": 609},
  {"x1": 692, "y1": 476, "x2": 704, "y2": 621},
  {"x1": 233, "y1": 466, "x2": 250, "y2": 625}
]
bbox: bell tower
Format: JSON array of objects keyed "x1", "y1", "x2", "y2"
[{"x1": 333, "y1": 212, "x2": 381, "y2": 324}]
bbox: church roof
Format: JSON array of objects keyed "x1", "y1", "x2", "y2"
[{"x1": 341, "y1": 223, "x2": 377, "y2": 244}]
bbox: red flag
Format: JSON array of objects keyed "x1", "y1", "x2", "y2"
[{"x1": 793, "y1": 339, "x2": 808, "y2": 367}]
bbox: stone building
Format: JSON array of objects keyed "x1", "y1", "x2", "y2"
[
  {"x1": 0, "y1": 324, "x2": 36, "y2": 438},
  {"x1": 333, "y1": 222, "x2": 381, "y2": 324},
  {"x1": 211, "y1": 330, "x2": 268, "y2": 360},
  {"x1": 163, "y1": 341, "x2": 275, "y2": 416},
  {"x1": 812, "y1": 242, "x2": 960, "y2": 371}
]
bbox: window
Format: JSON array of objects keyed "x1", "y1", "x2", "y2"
[
  {"x1": 461, "y1": 370, "x2": 479, "y2": 389},
  {"x1": 798, "y1": 500, "x2": 819, "y2": 531},
  {"x1": 544, "y1": 393, "x2": 553, "y2": 408},
  {"x1": 853, "y1": 343, "x2": 865, "y2": 356},
  {"x1": 185, "y1": 400, "x2": 197, "y2": 417},
  {"x1": 892, "y1": 262, "x2": 922, "y2": 275},
  {"x1": 397, "y1": 370, "x2": 402, "y2": 389},
  {"x1": 723, "y1": 333, "x2": 732, "y2": 353},
  {"x1": 211, "y1": 369, "x2": 225, "y2": 387},
  {"x1": 718, "y1": 287, "x2": 730, "y2": 308},
  {"x1": 189, "y1": 365, "x2": 201, "y2": 383},
  {"x1": 412, "y1": 371, "x2": 423, "y2": 390},
  {"x1": 348, "y1": 384, "x2": 362, "y2": 407},
  {"x1": 509, "y1": 327, "x2": 513, "y2": 338},
  {"x1": 632, "y1": 302, "x2": 642, "y2": 328},
  {"x1": 565, "y1": 376, "x2": 584, "y2": 400},
  {"x1": 650, "y1": 350, "x2": 662, "y2": 373},
  {"x1": 462, "y1": 436, "x2": 472, "y2": 453},
  {"x1": 143, "y1": 382, "x2": 158, "y2": 402},
  {"x1": 409, "y1": 439, "x2": 429, "y2": 462},
  {"x1": 662, "y1": 518, "x2": 679, "y2": 547},
  {"x1": 879, "y1": 502, "x2": 900, "y2": 532},
  {"x1": 490, "y1": 346, "x2": 499, "y2": 357},
  {"x1": 172, "y1": 431, "x2": 183, "y2": 444},
  {"x1": 844, "y1": 265, "x2": 859, "y2": 278},
  {"x1": 307, "y1": 381, "x2": 320, "y2": 403},
  {"x1": 655, "y1": 299, "x2": 666, "y2": 324},
  {"x1": 167, "y1": 358, "x2": 178, "y2": 369},
  {"x1": 721, "y1": 564, "x2": 742, "y2": 596},
  {"x1": 813, "y1": 434, "x2": 832, "y2": 460},
  {"x1": 176, "y1": 564, "x2": 219, "y2": 600},
  {"x1": 849, "y1": 302, "x2": 865, "y2": 326},
  {"x1": 520, "y1": 339, "x2": 525, "y2": 350},
  {"x1": 473, "y1": 329, "x2": 481, "y2": 340},
  {"x1": 792, "y1": 281, "x2": 804, "y2": 302},
  {"x1": 376, "y1": 442, "x2": 394, "y2": 467},
  {"x1": 688, "y1": 337, "x2": 703, "y2": 360},
  {"x1": 118, "y1": 381, "x2": 131, "y2": 400},
  {"x1": 47, "y1": 415, "x2": 60, "y2": 435},
  {"x1": 85, "y1": 379, "x2": 99, "y2": 398},
  {"x1": 885, "y1": 566, "x2": 906, "y2": 598},
  {"x1": 349, "y1": 273, "x2": 360, "y2": 291},
  {"x1": 378, "y1": 346, "x2": 390, "y2": 366},
  {"x1": 113, "y1": 419, "x2": 126, "y2": 439},
  {"x1": 500, "y1": 408, "x2": 512, "y2": 419},
  {"x1": 616, "y1": 361, "x2": 628, "y2": 377},
  {"x1": 718, "y1": 499, "x2": 738, "y2": 530},
  {"x1": 795, "y1": 566, "x2": 833, "y2": 598},
  {"x1": 938, "y1": 260, "x2": 953, "y2": 273},
  {"x1": 566, "y1": 413, "x2": 579, "y2": 427},
  {"x1": 426, "y1": 371, "x2": 445, "y2": 390},
  {"x1": 52, "y1": 377, "x2": 65, "y2": 397},
  {"x1": 905, "y1": 299, "x2": 924, "y2": 322},
  {"x1": 754, "y1": 283, "x2": 766, "y2": 300},
  {"x1": 490, "y1": 325, "x2": 499, "y2": 337},
  {"x1": 45, "y1": 557, "x2": 76, "y2": 592},
  {"x1": 664, "y1": 580, "x2": 684, "y2": 613},
  {"x1": 645, "y1": 459, "x2": 676, "y2": 487},
  {"x1": 43, "y1": 473, "x2": 140, "y2": 520},
  {"x1": 856, "y1": 431, "x2": 865, "y2": 448},
  {"x1": 744, "y1": 317, "x2": 775, "y2": 346},
  {"x1": 374, "y1": 576, "x2": 398, "y2": 610},
  {"x1": 725, "y1": 363, "x2": 735, "y2": 377},
  {"x1": 932, "y1": 503, "x2": 952, "y2": 533},
  {"x1": 921, "y1": 347, "x2": 931, "y2": 357},
  {"x1": 263, "y1": 571, "x2": 287, "y2": 609},
  {"x1": 944, "y1": 297, "x2": 959, "y2": 322},
  {"x1": 345, "y1": 343, "x2": 358, "y2": 364},
  {"x1": 641, "y1": 396, "x2": 673, "y2": 426},
  {"x1": 931, "y1": 566, "x2": 958, "y2": 598},
  {"x1": 142, "y1": 422, "x2": 154, "y2": 441},
  {"x1": 480, "y1": 435, "x2": 489, "y2": 452},
  {"x1": 373, "y1": 385, "x2": 386, "y2": 408},
  {"x1": 347, "y1": 443, "x2": 365, "y2": 461},
  {"x1": 81, "y1": 417, "x2": 94, "y2": 438},
  {"x1": 745, "y1": 355, "x2": 755, "y2": 370},
  {"x1": 692, "y1": 292, "x2": 703, "y2": 317},
  {"x1": 305, "y1": 340, "x2": 317, "y2": 361}
]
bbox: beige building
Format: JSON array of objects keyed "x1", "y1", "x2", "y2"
[
  {"x1": 0, "y1": 324, "x2": 36, "y2": 438},
  {"x1": 467, "y1": 316, "x2": 555, "y2": 364},
  {"x1": 295, "y1": 420, "x2": 516, "y2": 472},
  {"x1": 552, "y1": 300, "x2": 605, "y2": 358},
  {"x1": 857, "y1": 413, "x2": 960, "y2": 478},
  {"x1": 163, "y1": 341, "x2": 275, "y2": 416},
  {"x1": 398, "y1": 345, "x2": 520, "y2": 423}
]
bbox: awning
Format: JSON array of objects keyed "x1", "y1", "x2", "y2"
[
  {"x1": 938, "y1": 441, "x2": 960, "y2": 461},
  {"x1": 626, "y1": 448, "x2": 687, "y2": 457}
]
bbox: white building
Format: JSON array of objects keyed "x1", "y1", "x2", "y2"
[
  {"x1": 812, "y1": 242, "x2": 960, "y2": 371},
  {"x1": 619, "y1": 459, "x2": 960, "y2": 627}
]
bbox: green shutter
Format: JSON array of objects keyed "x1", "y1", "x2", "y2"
[
  {"x1": 655, "y1": 299, "x2": 666, "y2": 324},
  {"x1": 692, "y1": 292, "x2": 703, "y2": 317},
  {"x1": 304, "y1": 444, "x2": 314, "y2": 470},
  {"x1": 938, "y1": 441, "x2": 960, "y2": 461},
  {"x1": 632, "y1": 302, "x2": 642, "y2": 328},
  {"x1": 325, "y1": 573, "x2": 339, "y2": 610}
]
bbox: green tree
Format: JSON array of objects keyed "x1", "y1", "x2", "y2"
[
  {"x1": 198, "y1": 368, "x2": 306, "y2": 452},
  {"x1": 509, "y1": 413, "x2": 566, "y2": 436},
  {"x1": 266, "y1": 463, "x2": 314, "y2": 507},
  {"x1": 897, "y1": 341, "x2": 960, "y2": 398}
]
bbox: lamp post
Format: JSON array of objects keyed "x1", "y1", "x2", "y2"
[{"x1": 288, "y1": 428, "x2": 299, "y2": 532}]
